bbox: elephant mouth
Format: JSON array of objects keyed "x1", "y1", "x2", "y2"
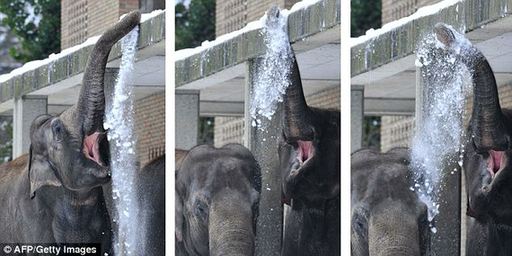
[
  {"x1": 296, "y1": 140, "x2": 314, "y2": 166},
  {"x1": 487, "y1": 150, "x2": 506, "y2": 179},
  {"x1": 83, "y1": 131, "x2": 109, "y2": 168}
]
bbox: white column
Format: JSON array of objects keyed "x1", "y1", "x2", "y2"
[
  {"x1": 175, "y1": 90, "x2": 199, "y2": 150},
  {"x1": 351, "y1": 85, "x2": 364, "y2": 152},
  {"x1": 244, "y1": 59, "x2": 282, "y2": 256},
  {"x1": 13, "y1": 95, "x2": 48, "y2": 158}
]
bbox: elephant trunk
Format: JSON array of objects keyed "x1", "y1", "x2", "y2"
[
  {"x1": 434, "y1": 23, "x2": 508, "y2": 151},
  {"x1": 209, "y1": 192, "x2": 255, "y2": 256},
  {"x1": 72, "y1": 11, "x2": 141, "y2": 136},
  {"x1": 469, "y1": 56, "x2": 508, "y2": 151},
  {"x1": 368, "y1": 207, "x2": 421, "y2": 256},
  {"x1": 283, "y1": 48, "x2": 314, "y2": 141}
]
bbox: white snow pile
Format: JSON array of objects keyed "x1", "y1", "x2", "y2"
[
  {"x1": 350, "y1": 0, "x2": 464, "y2": 46},
  {"x1": 0, "y1": 8, "x2": 164, "y2": 84},
  {"x1": 175, "y1": 0, "x2": 323, "y2": 61}
]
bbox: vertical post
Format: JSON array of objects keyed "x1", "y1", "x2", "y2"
[
  {"x1": 103, "y1": 68, "x2": 119, "y2": 224},
  {"x1": 244, "y1": 59, "x2": 282, "y2": 256},
  {"x1": 416, "y1": 66, "x2": 461, "y2": 256},
  {"x1": 175, "y1": 90, "x2": 199, "y2": 150},
  {"x1": 104, "y1": 68, "x2": 119, "y2": 114},
  {"x1": 13, "y1": 95, "x2": 48, "y2": 158},
  {"x1": 351, "y1": 85, "x2": 364, "y2": 152}
]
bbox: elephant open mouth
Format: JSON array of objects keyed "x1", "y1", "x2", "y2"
[
  {"x1": 83, "y1": 131, "x2": 110, "y2": 168},
  {"x1": 296, "y1": 140, "x2": 314, "y2": 166},
  {"x1": 487, "y1": 150, "x2": 506, "y2": 179}
]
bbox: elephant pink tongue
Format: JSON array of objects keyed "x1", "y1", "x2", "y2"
[
  {"x1": 84, "y1": 132, "x2": 102, "y2": 165},
  {"x1": 488, "y1": 150, "x2": 505, "y2": 176},
  {"x1": 297, "y1": 140, "x2": 314, "y2": 163}
]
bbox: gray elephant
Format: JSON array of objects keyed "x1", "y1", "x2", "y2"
[
  {"x1": 0, "y1": 11, "x2": 141, "y2": 254},
  {"x1": 136, "y1": 154, "x2": 165, "y2": 255},
  {"x1": 175, "y1": 144, "x2": 261, "y2": 256},
  {"x1": 351, "y1": 148, "x2": 430, "y2": 256},
  {"x1": 435, "y1": 23, "x2": 512, "y2": 255},
  {"x1": 272, "y1": 8, "x2": 340, "y2": 256}
]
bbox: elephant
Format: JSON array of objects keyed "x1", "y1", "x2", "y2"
[
  {"x1": 175, "y1": 144, "x2": 261, "y2": 256},
  {"x1": 136, "y1": 154, "x2": 165, "y2": 255},
  {"x1": 0, "y1": 11, "x2": 141, "y2": 254},
  {"x1": 272, "y1": 7, "x2": 340, "y2": 256},
  {"x1": 435, "y1": 23, "x2": 512, "y2": 255},
  {"x1": 351, "y1": 148, "x2": 430, "y2": 256}
]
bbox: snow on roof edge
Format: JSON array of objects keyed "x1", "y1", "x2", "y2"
[
  {"x1": 0, "y1": 9, "x2": 165, "y2": 84},
  {"x1": 174, "y1": 0, "x2": 324, "y2": 61},
  {"x1": 349, "y1": 0, "x2": 463, "y2": 47}
]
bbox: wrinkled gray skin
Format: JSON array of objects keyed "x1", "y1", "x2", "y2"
[
  {"x1": 351, "y1": 148, "x2": 430, "y2": 256},
  {"x1": 136, "y1": 154, "x2": 165, "y2": 256},
  {"x1": 175, "y1": 144, "x2": 261, "y2": 256},
  {"x1": 435, "y1": 23, "x2": 512, "y2": 255},
  {"x1": 0, "y1": 11, "x2": 140, "y2": 254},
  {"x1": 269, "y1": 6, "x2": 340, "y2": 255},
  {"x1": 436, "y1": 23, "x2": 512, "y2": 254}
]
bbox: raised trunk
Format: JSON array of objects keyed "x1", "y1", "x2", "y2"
[
  {"x1": 283, "y1": 49, "x2": 314, "y2": 141},
  {"x1": 64, "y1": 11, "x2": 140, "y2": 137},
  {"x1": 434, "y1": 23, "x2": 508, "y2": 151},
  {"x1": 208, "y1": 193, "x2": 254, "y2": 256},
  {"x1": 469, "y1": 57, "x2": 508, "y2": 151}
]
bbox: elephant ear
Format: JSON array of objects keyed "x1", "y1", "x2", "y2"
[{"x1": 28, "y1": 145, "x2": 62, "y2": 198}]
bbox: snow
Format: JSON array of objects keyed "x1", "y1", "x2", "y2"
[
  {"x1": 0, "y1": 35, "x2": 100, "y2": 83},
  {"x1": 175, "y1": 0, "x2": 323, "y2": 61},
  {"x1": 350, "y1": 0, "x2": 463, "y2": 46},
  {"x1": 120, "y1": 9, "x2": 164, "y2": 23},
  {"x1": 250, "y1": 7, "x2": 292, "y2": 127},
  {"x1": 106, "y1": 27, "x2": 142, "y2": 256},
  {"x1": 0, "y1": 9, "x2": 164, "y2": 84},
  {"x1": 174, "y1": 18, "x2": 265, "y2": 61},
  {"x1": 410, "y1": 23, "x2": 471, "y2": 225},
  {"x1": 141, "y1": 9, "x2": 164, "y2": 22}
]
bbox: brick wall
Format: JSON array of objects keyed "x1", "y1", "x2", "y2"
[
  {"x1": 134, "y1": 92, "x2": 165, "y2": 166},
  {"x1": 61, "y1": 0, "x2": 89, "y2": 49},
  {"x1": 61, "y1": 0, "x2": 165, "y2": 166},
  {"x1": 119, "y1": 0, "x2": 140, "y2": 15},
  {"x1": 382, "y1": 0, "x2": 441, "y2": 25},
  {"x1": 214, "y1": 87, "x2": 340, "y2": 147},
  {"x1": 379, "y1": 0, "x2": 441, "y2": 151},
  {"x1": 61, "y1": 0, "x2": 142, "y2": 49},
  {"x1": 380, "y1": 81, "x2": 512, "y2": 151},
  {"x1": 214, "y1": 117, "x2": 245, "y2": 147},
  {"x1": 380, "y1": 115, "x2": 415, "y2": 152},
  {"x1": 88, "y1": 0, "x2": 120, "y2": 45},
  {"x1": 216, "y1": 0, "x2": 300, "y2": 37}
]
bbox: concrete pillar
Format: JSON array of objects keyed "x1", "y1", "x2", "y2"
[
  {"x1": 175, "y1": 90, "x2": 199, "y2": 150},
  {"x1": 102, "y1": 68, "x2": 119, "y2": 225},
  {"x1": 416, "y1": 66, "x2": 461, "y2": 256},
  {"x1": 244, "y1": 59, "x2": 282, "y2": 256},
  {"x1": 13, "y1": 95, "x2": 48, "y2": 158},
  {"x1": 104, "y1": 68, "x2": 119, "y2": 113},
  {"x1": 351, "y1": 85, "x2": 364, "y2": 152}
]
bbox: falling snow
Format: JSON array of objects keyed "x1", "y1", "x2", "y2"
[{"x1": 105, "y1": 27, "x2": 144, "y2": 256}]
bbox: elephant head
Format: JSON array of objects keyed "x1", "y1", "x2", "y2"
[
  {"x1": 351, "y1": 148, "x2": 430, "y2": 256},
  {"x1": 275, "y1": 6, "x2": 340, "y2": 254},
  {"x1": 435, "y1": 23, "x2": 512, "y2": 253},
  {"x1": 28, "y1": 11, "x2": 141, "y2": 198},
  {"x1": 175, "y1": 144, "x2": 261, "y2": 256},
  {"x1": 278, "y1": 38, "x2": 340, "y2": 206}
]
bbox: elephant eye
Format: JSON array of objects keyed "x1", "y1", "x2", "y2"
[
  {"x1": 51, "y1": 119, "x2": 64, "y2": 141},
  {"x1": 194, "y1": 200, "x2": 209, "y2": 219}
]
